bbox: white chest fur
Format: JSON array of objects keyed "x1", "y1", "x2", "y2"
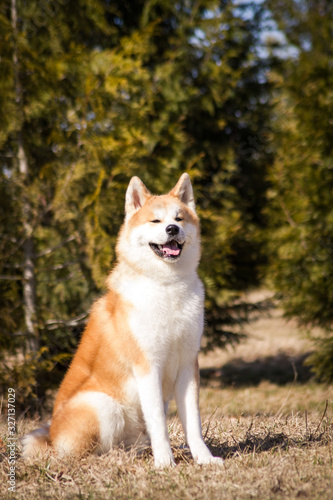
[{"x1": 116, "y1": 271, "x2": 204, "y2": 366}]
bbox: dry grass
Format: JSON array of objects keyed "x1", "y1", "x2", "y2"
[{"x1": 1, "y1": 291, "x2": 333, "y2": 499}]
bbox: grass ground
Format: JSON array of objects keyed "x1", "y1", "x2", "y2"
[{"x1": 1, "y1": 291, "x2": 332, "y2": 499}]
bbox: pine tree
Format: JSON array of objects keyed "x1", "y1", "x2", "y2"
[
  {"x1": 0, "y1": 0, "x2": 273, "y2": 405},
  {"x1": 264, "y1": 0, "x2": 333, "y2": 381},
  {"x1": 0, "y1": 0, "x2": 157, "y2": 405}
]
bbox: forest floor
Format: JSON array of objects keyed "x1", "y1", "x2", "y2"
[{"x1": 1, "y1": 290, "x2": 333, "y2": 499}]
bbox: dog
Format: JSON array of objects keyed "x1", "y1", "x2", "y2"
[{"x1": 22, "y1": 173, "x2": 223, "y2": 467}]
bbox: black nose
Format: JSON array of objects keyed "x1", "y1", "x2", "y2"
[{"x1": 166, "y1": 224, "x2": 179, "y2": 236}]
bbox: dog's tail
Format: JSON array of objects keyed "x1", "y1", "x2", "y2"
[{"x1": 21, "y1": 424, "x2": 51, "y2": 458}]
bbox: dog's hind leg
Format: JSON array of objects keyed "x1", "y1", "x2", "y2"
[{"x1": 50, "y1": 391, "x2": 125, "y2": 456}]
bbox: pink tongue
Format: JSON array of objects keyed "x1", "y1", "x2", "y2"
[{"x1": 162, "y1": 241, "x2": 180, "y2": 256}]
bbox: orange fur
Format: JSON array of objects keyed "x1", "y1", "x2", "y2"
[
  {"x1": 53, "y1": 290, "x2": 149, "y2": 417},
  {"x1": 126, "y1": 194, "x2": 199, "y2": 230},
  {"x1": 50, "y1": 402, "x2": 99, "y2": 456}
]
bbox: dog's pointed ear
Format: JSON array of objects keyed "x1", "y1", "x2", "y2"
[
  {"x1": 125, "y1": 177, "x2": 151, "y2": 216},
  {"x1": 169, "y1": 173, "x2": 196, "y2": 212}
]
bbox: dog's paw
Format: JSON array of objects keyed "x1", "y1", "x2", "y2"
[
  {"x1": 196, "y1": 455, "x2": 224, "y2": 466},
  {"x1": 154, "y1": 452, "x2": 176, "y2": 469}
]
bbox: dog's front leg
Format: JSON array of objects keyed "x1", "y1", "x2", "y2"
[
  {"x1": 135, "y1": 368, "x2": 175, "y2": 468},
  {"x1": 174, "y1": 358, "x2": 223, "y2": 465}
]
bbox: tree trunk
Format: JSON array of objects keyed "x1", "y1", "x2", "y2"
[{"x1": 11, "y1": 0, "x2": 39, "y2": 352}]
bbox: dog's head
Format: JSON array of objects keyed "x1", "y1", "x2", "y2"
[{"x1": 116, "y1": 174, "x2": 201, "y2": 279}]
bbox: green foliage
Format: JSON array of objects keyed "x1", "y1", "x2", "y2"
[
  {"x1": 0, "y1": 0, "x2": 273, "y2": 406},
  {"x1": 0, "y1": 346, "x2": 62, "y2": 410},
  {"x1": 307, "y1": 337, "x2": 333, "y2": 384},
  {"x1": 264, "y1": 0, "x2": 333, "y2": 380}
]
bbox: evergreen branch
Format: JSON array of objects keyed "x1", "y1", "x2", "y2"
[
  {"x1": 1, "y1": 236, "x2": 28, "y2": 260},
  {"x1": 279, "y1": 199, "x2": 297, "y2": 228}
]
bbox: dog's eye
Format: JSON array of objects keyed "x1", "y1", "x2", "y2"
[
  {"x1": 151, "y1": 219, "x2": 161, "y2": 223},
  {"x1": 175, "y1": 217, "x2": 183, "y2": 222}
]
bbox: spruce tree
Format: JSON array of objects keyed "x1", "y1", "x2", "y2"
[
  {"x1": 264, "y1": 0, "x2": 333, "y2": 381},
  {"x1": 0, "y1": 0, "x2": 273, "y2": 405},
  {"x1": 0, "y1": 0, "x2": 156, "y2": 404}
]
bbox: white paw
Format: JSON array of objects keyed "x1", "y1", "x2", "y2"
[
  {"x1": 154, "y1": 451, "x2": 176, "y2": 468},
  {"x1": 196, "y1": 455, "x2": 224, "y2": 466},
  {"x1": 154, "y1": 456, "x2": 176, "y2": 468}
]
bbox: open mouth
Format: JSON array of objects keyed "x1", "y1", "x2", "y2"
[{"x1": 149, "y1": 240, "x2": 184, "y2": 260}]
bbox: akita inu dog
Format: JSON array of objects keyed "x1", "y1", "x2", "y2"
[{"x1": 22, "y1": 174, "x2": 223, "y2": 467}]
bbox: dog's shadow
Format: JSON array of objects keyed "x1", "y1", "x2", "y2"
[
  {"x1": 209, "y1": 432, "x2": 290, "y2": 460},
  {"x1": 200, "y1": 351, "x2": 313, "y2": 388},
  {"x1": 207, "y1": 427, "x2": 328, "y2": 461},
  {"x1": 170, "y1": 427, "x2": 327, "y2": 464}
]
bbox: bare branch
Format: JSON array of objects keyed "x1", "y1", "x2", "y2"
[
  {"x1": 0, "y1": 274, "x2": 22, "y2": 281},
  {"x1": 34, "y1": 234, "x2": 79, "y2": 258},
  {"x1": 0, "y1": 235, "x2": 18, "y2": 244},
  {"x1": 3, "y1": 262, "x2": 23, "y2": 269},
  {"x1": 45, "y1": 313, "x2": 88, "y2": 330},
  {"x1": 39, "y1": 260, "x2": 80, "y2": 272},
  {"x1": 38, "y1": 272, "x2": 79, "y2": 283}
]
